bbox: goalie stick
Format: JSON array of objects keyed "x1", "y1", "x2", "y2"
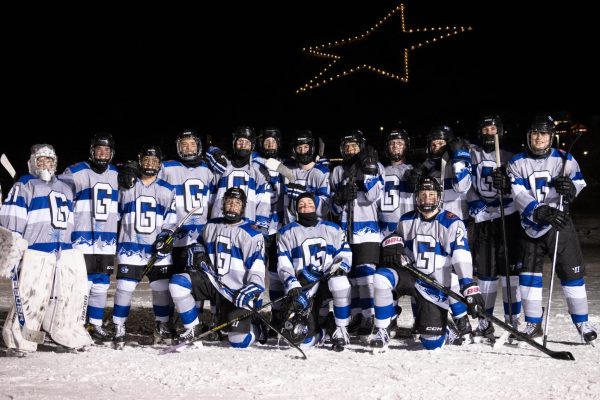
[
  {"x1": 265, "y1": 158, "x2": 296, "y2": 183},
  {"x1": 1, "y1": 153, "x2": 16, "y2": 180}
]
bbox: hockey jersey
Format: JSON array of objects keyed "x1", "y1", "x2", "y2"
[
  {"x1": 508, "y1": 148, "x2": 586, "y2": 238},
  {"x1": 252, "y1": 155, "x2": 285, "y2": 235},
  {"x1": 425, "y1": 156, "x2": 472, "y2": 221},
  {"x1": 60, "y1": 162, "x2": 119, "y2": 256},
  {"x1": 0, "y1": 174, "x2": 74, "y2": 253},
  {"x1": 379, "y1": 163, "x2": 414, "y2": 236},
  {"x1": 282, "y1": 161, "x2": 330, "y2": 225},
  {"x1": 117, "y1": 178, "x2": 177, "y2": 266},
  {"x1": 159, "y1": 160, "x2": 216, "y2": 247},
  {"x1": 467, "y1": 145, "x2": 516, "y2": 223}
]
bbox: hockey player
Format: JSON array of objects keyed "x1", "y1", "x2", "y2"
[
  {"x1": 467, "y1": 116, "x2": 522, "y2": 340},
  {"x1": 507, "y1": 115, "x2": 596, "y2": 342},
  {"x1": 379, "y1": 128, "x2": 414, "y2": 237},
  {"x1": 277, "y1": 192, "x2": 352, "y2": 350},
  {"x1": 60, "y1": 133, "x2": 119, "y2": 344},
  {"x1": 207, "y1": 126, "x2": 271, "y2": 230},
  {"x1": 407, "y1": 125, "x2": 473, "y2": 338},
  {"x1": 1, "y1": 144, "x2": 92, "y2": 355},
  {"x1": 372, "y1": 177, "x2": 484, "y2": 351},
  {"x1": 330, "y1": 130, "x2": 384, "y2": 340},
  {"x1": 113, "y1": 144, "x2": 178, "y2": 348},
  {"x1": 169, "y1": 187, "x2": 267, "y2": 348}
]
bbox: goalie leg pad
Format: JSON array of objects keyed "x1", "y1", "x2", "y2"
[
  {"x1": 0, "y1": 226, "x2": 28, "y2": 279},
  {"x1": 43, "y1": 249, "x2": 92, "y2": 349},
  {"x1": 2, "y1": 250, "x2": 56, "y2": 351}
]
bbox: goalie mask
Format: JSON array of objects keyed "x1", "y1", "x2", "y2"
[
  {"x1": 292, "y1": 130, "x2": 315, "y2": 165},
  {"x1": 222, "y1": 187, "x2": 247, "y2": 223},
  {"x1": 89, "y1": 132, "x2": 115, "y2": 172},
  {"x1": 138, "y1": 144, "x2": 163, "y2": 177},
  {"x1": 478, "y1": 115, "x2": 503, "y2": 153},
  {"x1": 28, "y1": 143, "x2": 57, "y2": 182},
  {"x1": 259, "y1": 127, "x2": 281, "y2": 159},
  {"x1": 527, "y1": 114, "x2": 555, "y2": 157},
  {"x1": 415, "y1": 177, "x2": 443, "y2": 214},
  {"x1": 176, "y1": 129, "x2": 202, "y2": 162},
  {"x1": 384, "y1": 129, "x2": 410, "y2": 162}
]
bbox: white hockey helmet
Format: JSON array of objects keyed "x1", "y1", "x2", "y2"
[{"x1": 28, "y1": 144, "x2": 57, "y2": 182}]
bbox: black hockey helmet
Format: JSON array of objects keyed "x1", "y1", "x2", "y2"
[
  {"x1": 232, "y1": 126, "x2": 256, "y2": 158},
  {"x1": 527, "y1": 114, "x2": 555, "y2": 156},
  {"x1": 426, "y1": 125, "x2": 454, "y2": 157},
  {"x1": 415, "y1": 176, "x2": 443, "y2": 214},
  {"x1": 292, "y1": 130, "x2": 315, "y2": 165},
  {"x1": 340, "y1": 129, "x2": 366, "y2": 160},
  {"x1": 89, "y1": 132, "x2": 115, "y2": 170},
  {"x1": 384, "y1": 129, "x2": 410, "y2": 162},
  {"x1": 258, "y1": 127, "x2": 281, "y2": 158},
  {"x1": 138, "y1": 144, "x2": 163, "y2": 176},
  {"x1": 478, "y1": 115, "x2": 504, "y2": 152},
  {"x1": 176, "y1": 129, "x2": 202, "y2": 162},
  {"x1": 223, "y1": 186, "x2": 247, "y2": 222}
]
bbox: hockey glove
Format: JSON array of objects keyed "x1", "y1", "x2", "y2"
[
  {"x1": 153, "y1": 229, "x2": 175, "y2": 258},
  {"x1": 314, "y1": 156, "x2": 330, "y2": 170},
  {"x1": 447, "y1": 137, "x2": 471, "y2": 164},
  {"x1": 462, "y1": 282, "x2": 485, "y2": 317},
  {"x1": 360, "y1": 145, "x2": 379, "y2": 175},
  {"x1": 118, "y1": 160, "x2": 141, "y2": 190},
  {"x1": 288, "y1": 287, "x2": 310, "y2": 312},
  {"x1": 553, "y1": 176, "x2": 577, "y2": 201},
  {"x1": 233, "y1": 283, "x2": 265, "y2": 310},
  {"x1": 206, "y1": 146, "x2": 228, "y2": 175},
  {"x1": 491, "y1": 167, "x2": 511, "y2": 192},
  {"x1": 380, "y1": 233, "x2": 410, "y2": 268},
  {"x1": 186, "y1": 242, "x2": 210, "y2": 271},
  {"x1": 286, "y1": 182, "x2": 307, "y2": 200},
  {"x1": 333, "y1": 183, "x2": 358, "y2": 206},
  {"x1": 534, "y1": 205, "x2": 568, "y2": 230}
]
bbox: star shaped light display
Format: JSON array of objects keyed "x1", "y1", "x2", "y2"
[{"x1": 297, "y1": 3, "x2": 473, "y2": 93}]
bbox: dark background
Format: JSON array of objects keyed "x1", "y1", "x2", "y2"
[{"x1": 3, "y1": 1, "x2": 599, "y2": 199}]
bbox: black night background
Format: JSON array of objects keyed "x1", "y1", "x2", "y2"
[{"x1": 3, "y1": 1, "x2": 599, "y2": 203}]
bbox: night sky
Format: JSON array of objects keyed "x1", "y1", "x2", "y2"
[{"x1": 4, "y1": 1, "x2": 599, "y2": 178}]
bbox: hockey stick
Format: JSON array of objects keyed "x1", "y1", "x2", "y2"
[
  {"x1": 542, "y1": 131, "x2": 583, "y2": 347},
  {"x1": 494, "y1": 135, "x2": 514, "y2": 326},
  {"x1": 160, "y1": 259, "x2": 342, "y2": 355},
  {"x1": 10, "y1": 265, "x2": 47, "y2": 343},
  {"x1": 397, "y1": 262, "x2": 575, "y2": 360},
  {"x1": 265, "y1": 158, "x2": 296, "y2": 183},
  {"x1": 1, "y1": 154, "x2": 17, "y2": 180},
  {"x1": 142, "y1": 205, "x2": 203, "y2": 277}
]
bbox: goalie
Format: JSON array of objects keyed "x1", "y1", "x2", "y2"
[{"x1": 0, "y1": 144, "x2": 91, "y2": 356}]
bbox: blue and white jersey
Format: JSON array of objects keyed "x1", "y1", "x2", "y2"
[
  {"x1": 159, "y1": 160, "x2": 217, "y2": 247},
  {"x1": 467, "y1": 145, "x2": 516, "y2": 223},
  {"x1": 379, "y1": 163, "x2": 414, "y2": 236},
  {"x1": 210, "y1": 156, "x2": 271, "y2": 231},
  {"x1": 507, "y1": 148, "x2": 586, "y2": 238},
  {"x1": 282, "y1": 161, "x2": 331, "y2": 225},
  {"x1": 117, "y1": 178, "x2": 177, "y2": 266},
  {"x1": 0, "y1": 175, "x2": 74, "y2": 253},
  {"x1": 396, "y1": 209, "x2": 473, "y2": 309},
  {"x1": 252, "y1": 155, "x2": 284, "y2": 235},
  {"x1": 202, "y1": 218, "x2": 266, "y2": 301},
  {"x1": 331, "y1": 162, "x2": 385, "y2": 245},
  {"x1": 425, "y1": 156, "x2": 471, "y2": 221},
  {"x1": 277, "y1": 220, "x2": 352, "y2": 294},
  {"x1": 59, "y1": 162, "x2": 119, "y2": 256}
]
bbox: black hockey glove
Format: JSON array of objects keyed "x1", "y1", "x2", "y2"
[
  {"x1": 288, "y1": 287, "x2": 310, "y2": 312},
  {"x1": 153, "y1": 229, "x2": 175, "y2": 258},
  {"x1": 118, "y1": 160, "x2": 141, "y2": 190},
  {"x1": 286, "y1": 182, "x2": 307, "y2": 200},
  {"x1": 206, "y1": 146, "x2": 228, "y2": 175},
  {"x1": 333, "y1": 183, "x2": 358, "y2": 206},
  {"x1": 233, "y1": 283, "x2": 264, "y2": 310},
  {"x1": 553, "y1": 176, "x2": 577, "y2": 201},
  {"x1": 360, "y1": 145, "x2": 379, "y2": 175},
  {"x1": 491, "y1": 167, "x2": 511, "y2": 192},
  {"x1": 186, "y1": 242, "x2": 210, "y2": 271},
  {"x1": 534, "y1": 205, "x2": 568, "y2": 230},
  {"x1": 380, "y1": 233, "x2": 410, "y2": 268},
  {"x1": 447, "y1": 137, "x2": 471, "y2": 163},
  {"x1": 462, "y1": 282, "x2": 485, "y2": 317}
]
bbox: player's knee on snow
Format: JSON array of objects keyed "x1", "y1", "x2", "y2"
[{"x1": 227, "y1": 309, "x2": 255, "y2": 348}]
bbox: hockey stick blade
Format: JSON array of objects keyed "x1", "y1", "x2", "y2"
[
  {"x1": 398, "y1": 263, "x2": 575, "y2": 361},
  {"x1": 11, "y1": 266, "x2": 46, "y2": 343},
  {"x1": 265, "y1": 158, "x2": 296, "y2": 183},
  {"x1": 1, "y1": 154, "x2": 17, "y2": 180}
]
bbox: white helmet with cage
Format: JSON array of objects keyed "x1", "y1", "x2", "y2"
[{"x1": 28, "y1": 144, "x2": 57, "y2": 182}]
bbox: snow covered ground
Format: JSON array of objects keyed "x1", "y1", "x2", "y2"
[{"x1": 1, "y1": 215, "x2": 599, "y2": 400}]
